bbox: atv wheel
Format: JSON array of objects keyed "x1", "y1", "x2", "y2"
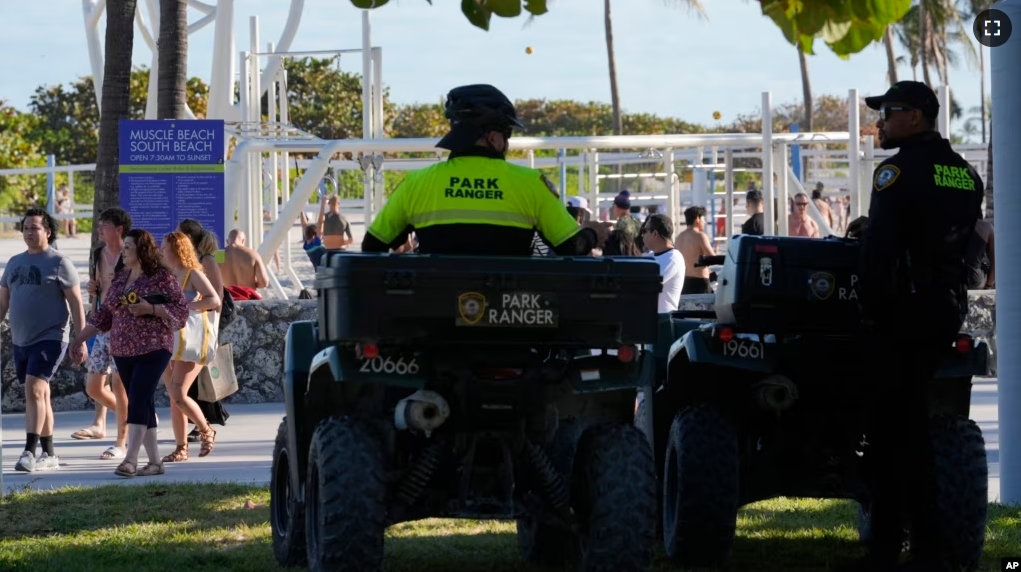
[
  {"x1": 573, "y1": 423, "x2": 657, "y2": 572},
  {"x1": 271, "y1": 418, "x2": 307, "y2": 567},
  {"x1": 929, "y1": 415, "x2": 987, "y2": 569},
  {"x1": 663, "y1": 405, "x2": 740, "y2": 569},
  {"x1": 517, "y1": 419, "x2": 585, "y2": 567},
  {"x1": 305, "y1": 416, "x2": 387, "y2": 572}
]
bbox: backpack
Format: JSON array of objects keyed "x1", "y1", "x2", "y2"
[{"x1": 219, "y1": 287, "x2": 237, "y2": 330}]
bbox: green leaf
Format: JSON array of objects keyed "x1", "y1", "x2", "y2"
[
  {"x1": 820, "y1": 19, "x2": 852, "y2": 44},
  {"x1": 826, "y1": 21, "x2": 886, "y2": 55},
  {"x1": 462, "y1": 0, "x2": 492, "y2": 30},
  {"x1": 349, "y1": 0, "x2": 390, "y2": 8},
  {"x1": 487, "y1": 0, "x2": 521, "y2": 18},
  {"x1": 524, "y1": 0, "x2": 548, "y2": 16}
]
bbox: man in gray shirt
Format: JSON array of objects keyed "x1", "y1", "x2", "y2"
[{"x1": 0, "y1": 208, "x2": 88, "y2": 472}]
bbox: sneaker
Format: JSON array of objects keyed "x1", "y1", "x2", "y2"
[
  {"x1": 14, "y1": 450, "x2": 36, "y2": 472},
  {"x1": 34, "y1": 453, "x2": 60, "y2": 472}
]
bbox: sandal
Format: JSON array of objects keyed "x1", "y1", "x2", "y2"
[
  {"x1": 162, "y1": 444, "x2": 189, "y2": 463},
  {"x1": 137, "y1": 462, "x2": 165, "y2": 476},
  {"x1": 114, "y1": 461, "x2": 136, "y2": 478},
  {"x1": 199, "y1": 427, "x2": 217, "y2": 457}
]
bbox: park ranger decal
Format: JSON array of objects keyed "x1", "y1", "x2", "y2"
[
  {"x1": 874, "y1": 165, "x2": 900, "y2": 191},
  {"x1": 541, "y1": 174, "x2": 560, "y2": 198},
  {"x1": 809, "y1": 272, "x2": 836, "y2": 301},
  {"x1": 457, "y1": 292, "x2": 487, "y2": 325}
]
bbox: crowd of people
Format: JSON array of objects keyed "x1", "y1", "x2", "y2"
[{"x1": 2, "y1": 208, "x2": 230, "y2": 477}]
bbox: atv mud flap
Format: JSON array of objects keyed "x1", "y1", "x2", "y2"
[
  {"x1": 283, "y1": 320, "x2": 319, "y2": 502},
  {"x1": 668, "y1": 330, "x2": 776, "y2": 374}
]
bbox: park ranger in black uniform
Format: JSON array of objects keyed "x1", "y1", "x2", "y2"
[{"x1": 854, "y1": 81, "x2": 984, "y2": 571}]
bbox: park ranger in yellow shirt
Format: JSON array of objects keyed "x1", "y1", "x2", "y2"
[{"x1": 361, "y1": 84, "x2": 596, "y2": 256}]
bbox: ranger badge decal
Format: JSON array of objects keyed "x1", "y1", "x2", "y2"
[
  {"x1": 809, "y1": 272, "x2": 836, "y2": 301},
  {"x1": 874, "y1": 165, "x2": 901, "y2": 191},
  {"x1": 457, "y1": 292, "x2": 487, "y2": 325}
]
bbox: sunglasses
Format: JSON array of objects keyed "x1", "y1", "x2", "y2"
[
  {"x1": 795, "y1": 202, "x2": 808, "y2": 206},
  {"x1": 879, "y1": 106, "x2": 913, "y2": 120}
]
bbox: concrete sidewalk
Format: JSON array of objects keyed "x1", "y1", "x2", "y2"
[
  {"x1": 1, "y1": 379, "x2": 1004, "y2": 502},
  {"x1": 1, "y1": 402, "x2": 283, "y2": 492}
]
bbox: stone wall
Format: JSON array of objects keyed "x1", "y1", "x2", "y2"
[{"x1": 0, "y1": 291, "x2": 997, "y2": 413}]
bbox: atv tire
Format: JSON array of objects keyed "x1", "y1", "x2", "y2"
[
  {"x1": 856, "y1": 415, "x2": 986, "y2": 569},
  {"x1": 271, "y1": 418, "x2": 307, "y2": 567},
  {"x1": 517, "y1": 418, "x2": 586, "y2": 567},
  {"x1": 929, "y1": 415, "x2": 987, "y2": 570},
  {"x1": 663, "y1": 405, "x2": 740, "y2": 569},
  {"x1": 305, "y1": 416, "x2": 387, "y2": 572},
  {"x1": 573, "y1": 423, "x2": 657, "y2": 572}
]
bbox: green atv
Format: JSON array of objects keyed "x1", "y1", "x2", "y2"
[
  {"x1": 638, "y1": 234, "x2": 991, "y2": 570},
  {"x1": 271, "y1": 252, "x2": 663, "y2": 572}
]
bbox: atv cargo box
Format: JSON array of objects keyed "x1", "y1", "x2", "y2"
[
  {"x1": 314, "y1": 252, "x2": 663, "y2": 347},
  {"x1": 714, "y1": 235, "x2": 862, "y2": 333}
]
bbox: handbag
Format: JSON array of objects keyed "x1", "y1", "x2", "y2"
[
  {"x1": 172, "y1": 269, "x2": 220, "y2": 365},
  {"x1": 219, "y1": 287, "x2": 237, "y2": 330},
  {"x1": 197, "y1": 343, "x2": 239, "y2": 402}
]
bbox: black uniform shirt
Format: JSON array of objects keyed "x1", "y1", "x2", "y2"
[{"x1": 860, "y1": 131, "x2": 983, "y2": 334}]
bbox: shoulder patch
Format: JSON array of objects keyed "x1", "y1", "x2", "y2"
[
  {"x1": 540, "y1": 174, "x2": 560, "y2": 198},
  {"x1": 874, "y1": 165, "x2": 901, "y2": 191}
]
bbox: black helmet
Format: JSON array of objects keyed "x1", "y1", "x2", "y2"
[{"x1": 436, "y1": 84, "x2": 524, "y2": 152}]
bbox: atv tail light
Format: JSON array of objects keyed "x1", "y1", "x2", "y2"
[
  {"x1": 717, "y1": 327, "x2": 735, "y2": 343},
  {"x1": 359, "y1": 342, "x2": 380, "y2": 359},
  {"x1": 955, "y1": 335, "x2": 973, "y2": 354},
  {"x1": 754, "y1": 244, "x2": 778, "y2": 254},
  {"x1": 475, "y1": 368, "x2": 523, "y2": 380},
  {"x1": 618, "y1": 345, "x2": 636, "y2": 363}
]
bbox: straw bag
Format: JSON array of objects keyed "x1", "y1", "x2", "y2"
[{"x1": 172, "y1": 269, "x2": 220, "y2": 365}]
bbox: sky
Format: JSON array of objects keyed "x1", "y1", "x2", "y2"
[{"x1": 0, "y1": 0, "x2": 990, "y2": 137}]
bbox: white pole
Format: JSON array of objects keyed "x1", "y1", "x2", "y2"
[
  {"x1": 371, "y1": 47, "x2": 384, "y2": 218},
  {"x1": 238, "y1": 50, "x2": 251, "y2": 242},
  {"x1": 993, "y1": 0, "x2": 1021, "y2": 504},
  {"x1": 848, "y1": 88, "x2": 862, "y2": 219},
  {"x1": 588, "y1": 150, "x2": 599, "y2": 218},
  {"x1": 665, "y1": 148, "x2": 677, "y2": 227},
  {"x1": 761, "y1": 92, "x2": 774, "y2": 235},
  {"x1": 937, "y1": 85, "x2": 951, "y2": 139},
  {"x1": 862, "y1": 135, "x2": 875, "y2": 215},
  {"x1": 267, "y1": 41, "x2": 280, "y2": 271},
  {"x1": 724, "y1": 147, "x2": 734, "y2": 238},
  {"x1": 361, "y1": 10, "x2": 374, "y2": 225},
  {"x1": 250, "y1": 16, "x2": 263, "y2": 250},
  {"x1": 776, "y1": 144, "x2": 789, "y2": 236},
  {"x1": 208, "y1": 0, "x2": 235, "y2": 120}
]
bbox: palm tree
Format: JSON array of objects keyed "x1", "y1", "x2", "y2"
[
  {"x1": 603, "y1": 0, "x2": 707, "y2": 136},
  {"x1": 92, "y1": 0, "x2": 138, "y2": 250},
  {"x1": 157, "y1": 0, "x2": 189, "y2": 119},
  {"x1": 883, "y1": 27, "x2": 899, "y2": 85},
  {"x1": 797, "y1": 43, "x2": 813, "y2": 132}
]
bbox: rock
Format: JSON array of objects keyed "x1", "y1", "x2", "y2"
[{"x1": 0, "y1": 291, "x2": 999, "y2": 413}]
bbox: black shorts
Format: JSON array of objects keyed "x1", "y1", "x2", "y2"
[
  {"x1": 13, "y1": 339, "x2": 68, "y2": 383},
  {"x1": 681, "y1": 277, "x2": 713, "y2": 295}
]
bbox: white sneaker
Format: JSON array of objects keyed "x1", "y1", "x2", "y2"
[
  {"x1": 14, "y1": 450, "x2": 36, "y2": 472},
  {"x1": 34, "y1": 453, "x2": 60, "y2": 471}
]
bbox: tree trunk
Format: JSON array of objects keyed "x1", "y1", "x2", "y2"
[
  {"x1": 986, "y1": 122, "x2": 994, "y2": 220},
  {"x1": 157, "y1": 0, "x2": 189, "y2": 119},
  {"x1": 919, "y1": 1, "x2": 933, "y2": 85},
  {"x1": 604, "y1": 0, "x2": 622, "y2": 137},
  {"x1": 798, "y1": 44, "x2": 813, "y2": 133},
  {"x1": 604, "y1": 0, "x2": 623, "y2": 193},
  {"x1": 91, "y1": 0, "x2": 138, "y2": 250},
  {"x1": 884, "y1": 26, "x2": 899, "y2": 85}
]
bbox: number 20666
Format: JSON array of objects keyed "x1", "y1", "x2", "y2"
[
  {"x1": 358, "y1": 356, "x2": 420, "y2": 375},
  {"x1": 722, "y1": 339, "x2": 764, "y2": 359}
]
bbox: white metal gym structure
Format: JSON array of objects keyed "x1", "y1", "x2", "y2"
[{"x1": 64, "y1": 0, "x2": 1017, "y2": 506}]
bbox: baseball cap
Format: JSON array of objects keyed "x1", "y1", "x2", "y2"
[
  {"x1": 567, "y1": 196, "x2": 589, "y2": 210},
  {"x1": 613, "y1": 190, "x2": 631, "y2": 209},
  {"x1": 864, "y1": 81, "x2": 940, "y2": 118}
]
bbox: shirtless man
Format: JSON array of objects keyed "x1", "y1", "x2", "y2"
[
  {"x1": 220, "y1": 229, "x2": 270, "y2": 290},
  {"x1": 71, "y1": 207, "x2": 131, "y2": 460},
  {"x1": 318, "y1": 194, "x2": 354, "y2": 250},
  {"x1": 674, "y1": 206, "x2": 717, "y2": 295}
]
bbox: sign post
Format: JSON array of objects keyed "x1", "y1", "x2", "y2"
[{"x1": 118, "y1": 119, "x2": 227, "y2": 252}]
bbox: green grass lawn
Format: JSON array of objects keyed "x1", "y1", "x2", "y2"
[{"x1": 0, "y1": 482, "x2": 1019, "y2": 571}]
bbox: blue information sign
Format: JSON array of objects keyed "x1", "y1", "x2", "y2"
[{"x1": 118, "y1": 119, "x2": 226, "y2": 250}]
